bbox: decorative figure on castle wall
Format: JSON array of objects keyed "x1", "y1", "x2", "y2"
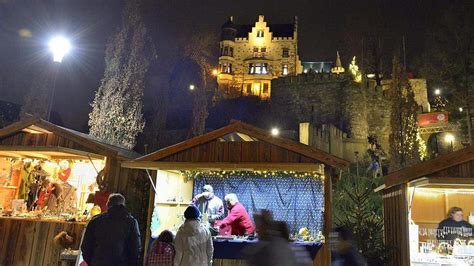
[
  {"x1": 349, "y1": 56, "x2": 362, "y2": 83},
  {"x1": 366, "y1": 135, "x2": 386, "y2": 178}
]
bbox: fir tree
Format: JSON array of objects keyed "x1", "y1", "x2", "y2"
[
  {"x1": 389, "y1": 53, "x2": 420, "y2": 171},
  {"x1": 88, "y1": 0, "x2": 154, "y2": 149},
  {"x1": 333, "y1": 164, "x2": 390, "y2": 265}
]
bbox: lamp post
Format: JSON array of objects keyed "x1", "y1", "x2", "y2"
[{"x1": 46, "y1": 36, "x2": 71, "y2": 121}]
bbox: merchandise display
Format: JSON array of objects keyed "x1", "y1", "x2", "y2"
[{"x1": 0, "y1": 157, "x2": 105, "y2": 222}]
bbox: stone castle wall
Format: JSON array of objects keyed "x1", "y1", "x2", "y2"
[{"x1": 271, "y1": 73, "x2": 394, "y2": 162}]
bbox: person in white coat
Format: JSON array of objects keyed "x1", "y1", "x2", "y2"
[{"x1": 174, "y1": 205, "x2": 214, "y2": 266}]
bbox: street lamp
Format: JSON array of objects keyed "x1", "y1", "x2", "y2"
[
  {"x1": 271, "y1": 128, "x2": 279, "y2": 136},
  {"x1": 459, "y1": 107, "x2": 464, "y2": 112},
  {"x1": 212, "y1": 69, "x2": 218, "y2": 76},
  {"x1": 444, "y1": 133, "x2": 455, "y2": 151},
  {"x1": 48, "y1": 36, "x2": 71, "y2": 63},
  {"x1": 46, "y1": 35, "x2": 71, "y2": 121},
  {"x1": 189, "y1": 84, "x2": 195, "y2": 90},
  {"x1": 434, "y1": 88, "x2": 441, "y2": 96}
]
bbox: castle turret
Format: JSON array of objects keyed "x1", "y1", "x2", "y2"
[
  {"x1": 331, "y1": 51, "x2": 345, "y2": 74},
  {"x1": 221, "y1": 16, "x2": 237, "y2": 41}
]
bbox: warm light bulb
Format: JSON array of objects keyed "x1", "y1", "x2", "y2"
[
  {"x1": 271, "y1": 128, "x2": 279, "y2": 136},
  {"x1": 444, "y1": 133, "x2": 455, "y2": 143}
]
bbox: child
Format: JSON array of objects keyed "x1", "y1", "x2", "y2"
[{"x1": 145, "y1": 230, "x2": 175, "y2": 266}]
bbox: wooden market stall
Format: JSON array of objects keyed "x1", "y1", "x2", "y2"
[
  {"x1": 123, "y1": 120, "x2": 349, "y2": 266},
  {"x1": 0, "y1": 116, "x2": 145, "y2": 265},
  {"x1": 380, "y1": 146, "x2": 474, "y2": 266}
]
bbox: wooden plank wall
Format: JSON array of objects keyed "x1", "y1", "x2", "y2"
[
  {"x1": 0, "y1": 218, "x2": 85, "y2": 266},
  {"x1": 382, "y1": 184, "x2": 409, "y2": 266},
  {"x1": 427, "y1": 160, "x2": 474, "y2": 178},
  {"x1": 161, "y1": 141, "x2": 318, "y2": 163},
  {"x1": 0, "y1": 132, "x2": 95, "y2": 154},
  {"x1": 112, "y1": 165, "x2": 151, "y2": 251}
]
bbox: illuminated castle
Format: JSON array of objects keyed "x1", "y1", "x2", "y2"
[{"x1": 217, "y1": 15, "x2": 303, "y2": 99}]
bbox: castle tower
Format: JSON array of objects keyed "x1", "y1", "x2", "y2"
[
  {"x1": 331, "y1": 51, "x2": 345, "y2": 74},
  {"x1": 216, "y1": 15, "x2": 302, "y2": 100}
]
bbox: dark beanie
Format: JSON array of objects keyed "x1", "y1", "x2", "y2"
[{"x1": 184, "y1": 205, "x2": 200, "y2": 220}]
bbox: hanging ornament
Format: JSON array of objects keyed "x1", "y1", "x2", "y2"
[{"x1": 58, "y1": 160, "x2": 72, "y2": 182}]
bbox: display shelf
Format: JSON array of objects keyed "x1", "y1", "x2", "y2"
[
  {"x1": 155, "y1": 201, "x2": 188, "y2": 206},
  {"x1": 0, "y1": 186, "x2": 17, "y2": 189}
]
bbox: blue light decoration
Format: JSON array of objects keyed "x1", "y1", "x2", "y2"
[{"x1": 191, "y1": 171, "x2": 324, "y2": 236}]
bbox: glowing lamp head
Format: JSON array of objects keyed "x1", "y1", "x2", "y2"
[
  {"x1": 271, "y1": 128, "x2": 279, "y2": 136},
  {"x1": 459, "y1": 107, "x2": 463, "y2": 112},
  {"x1": 434, "y1": 89, "x2": 441, "y2": 96},
  {"x1": 212, "y1": 69, "x2": 218, "y2": 76},
  {"x1": 48, "y1": 36, "x2": 71, "y2": 63},
  {"x1": 444, "y1": 133, "x2": 455, "y2": 143},
  {"x1": 189, "y1": 84, "x2": 195, "y2": 90}
]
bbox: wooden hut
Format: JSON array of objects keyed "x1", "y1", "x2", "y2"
[
  {"x1": 123, "y1": 120, "x2": 349, "y2": 266},
  {"x1": 0, "y1": 116, "x2": 147, "y2": 265},
  {"x1": 380, "y1": 147, "x2": 474, "y2": 266}
]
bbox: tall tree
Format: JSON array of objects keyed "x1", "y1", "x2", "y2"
[
  {"x1": 389, "y1": 53, "x2": 420, "y2": 171},
  {"x1": 182, "y1": 31, "x2": 218, "y2": 137},
  {"x1": 88, "y1": 0, "x2": 155, "y2": 149},
  {"x1": 20, "y1": 63, "x2": 57, "y2": 119},
  {"x1": 420, "y1": 1, "x2": 473, "y2": 144}
]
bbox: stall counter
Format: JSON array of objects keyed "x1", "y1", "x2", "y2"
[
  {"x1": 0, "y1": 216, "x2": 85, "y2": 266},
  {"x1": 213, "y1": 239, "x2": 322, "y2": 260}
]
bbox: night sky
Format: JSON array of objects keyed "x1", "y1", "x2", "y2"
[{"x1": 0, "y1": 0, "x2": 450, "y2": 132}]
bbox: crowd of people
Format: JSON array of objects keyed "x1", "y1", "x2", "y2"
[{"x1": 79, "y1": 186, "x2": 368, "y2": 266}]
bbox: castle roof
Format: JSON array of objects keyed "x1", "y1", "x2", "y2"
[
  {"x1": 235, "y1": 23, "x2": 295, "y2": 38},
  {"x1": 221, "y1": 16, "x2": 295, "y2": 39}
]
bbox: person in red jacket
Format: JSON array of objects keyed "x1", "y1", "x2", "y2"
[{"x1": 219, "y1": 193, "x2": 256, "y2": 236}]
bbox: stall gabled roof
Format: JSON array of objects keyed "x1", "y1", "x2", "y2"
[
  {"x1": 384, "y1": 146, "x2": 474, "y2": 189},
  {"x1": 136, "y1": 120, "x2": 349, "y2": 169},
  {"x1": 0, "y1": 115, "x2": 141, "y2": 160}
]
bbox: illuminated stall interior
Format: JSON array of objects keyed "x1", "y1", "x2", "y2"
[
  {"x1": 148, "y1": 168, "x2": 325, "y2": 239},
  {"x1": 381, "y1": 146, "x2": 474, "y2": 266},
  {"x1": 408, "y1": 178, "x2": 474, "y2": 265},
  {"x1": 0, "y1": 116, "x2": 143, "y2": 217},
  {"x1": 150, "y1": 170, "x2": 193, "y2": 237},
  {"x1": 0, "y1": 146, "x2": 105, "y2": 213}
]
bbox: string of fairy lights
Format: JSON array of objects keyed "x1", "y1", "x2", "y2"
[{"x1": 181, "y1": 170, "x2": 324, "y2": 180}]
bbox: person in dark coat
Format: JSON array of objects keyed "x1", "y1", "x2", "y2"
[
  {"x1": 331, "y1": 226, "x2": 367, "y2": 266},
  {"x1": 437, "y1": 206, "x2": 473, "y2": 242},
  {"x1": 81, "y1": 193, "x2": 141, "y2": 266}
]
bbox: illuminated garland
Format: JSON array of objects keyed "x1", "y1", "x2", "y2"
[{"x1": 181, "y1": 170, "x2": 323, "y2": 180}]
